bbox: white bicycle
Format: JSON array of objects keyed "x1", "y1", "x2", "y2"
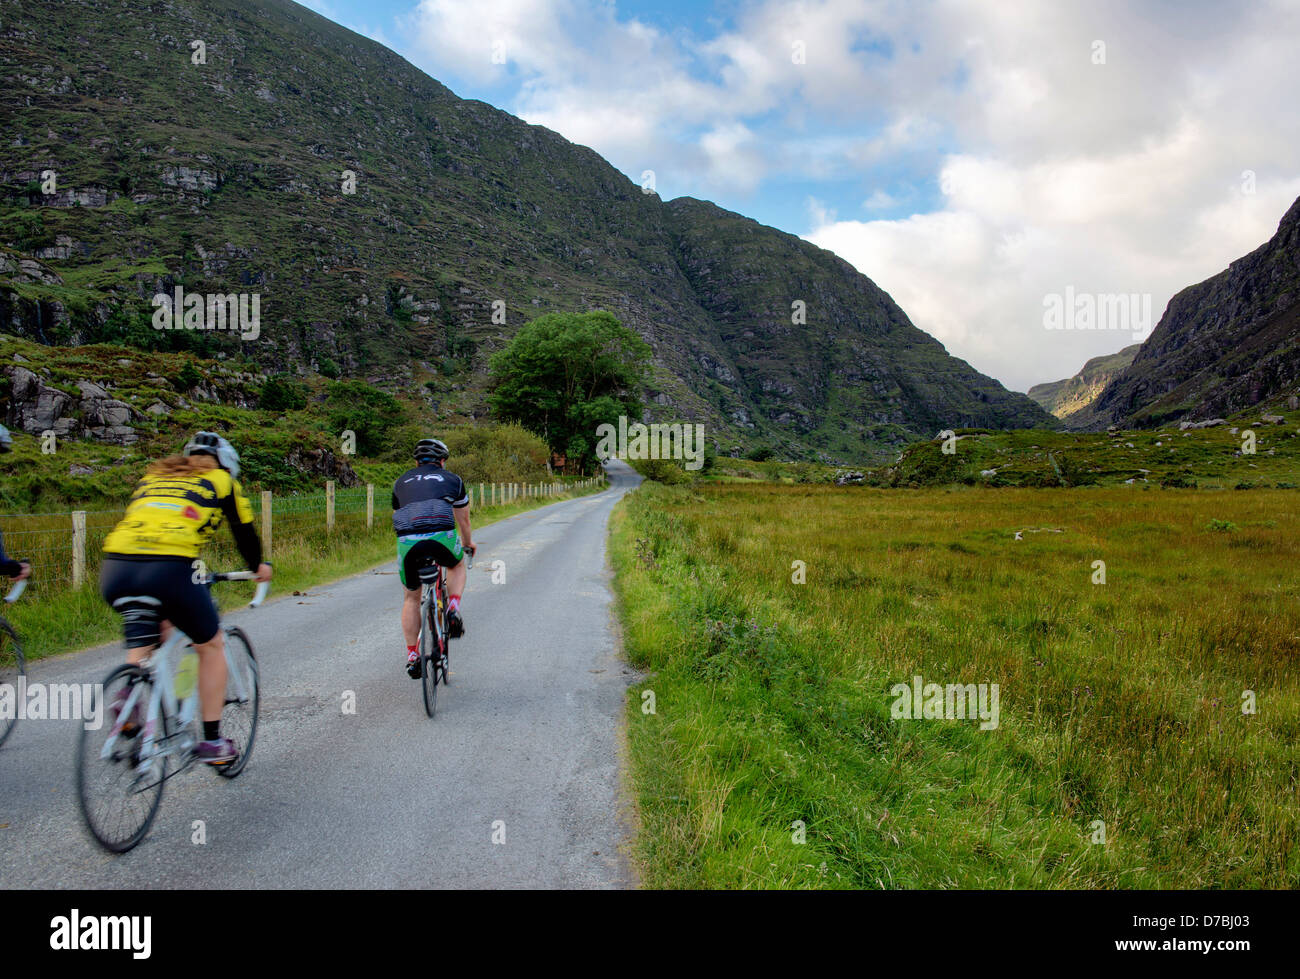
[{"x1": 76, "y1": 571, "x2": 269, "y2": 853}]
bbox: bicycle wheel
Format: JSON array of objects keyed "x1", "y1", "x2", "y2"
[
  {"x1": 0, "y1": 619, "x2": 24, "y2": 749},
  {"x1": 420, "y1": 597, "x2": 438, "y2": 718},
  {"x1": 76, "y1": 663, "x2": 168, "y2": 853},
  {"x1": 217, "y1": 626, "x2": 259, "y2": 778}
]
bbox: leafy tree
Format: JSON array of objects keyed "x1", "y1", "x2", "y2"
[
  {"x1": 325, "y1": 379, "x2": 405, "y2": 456},
  {"x1": 487, "y1": 311, "x2": 649, "y2": 472}
]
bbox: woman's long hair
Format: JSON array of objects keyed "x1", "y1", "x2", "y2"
[{"x1": 146, "y1": 453, "x2": 218, "y2": 478}]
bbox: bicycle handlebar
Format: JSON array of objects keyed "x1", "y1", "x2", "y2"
[{"x1": 208, "y1": 571, "x2": 271, "y2": 608}]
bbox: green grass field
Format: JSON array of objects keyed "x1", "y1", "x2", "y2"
[{"x1": 610, "y1": 481, "x2": 1300, "y2": 888}]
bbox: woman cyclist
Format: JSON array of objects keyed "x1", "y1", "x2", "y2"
[{"x1": 100, "y1": 432, "x2": 271, "y2": 765}]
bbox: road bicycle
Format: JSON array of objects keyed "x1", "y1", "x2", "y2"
[
  {"x1": 76, "y1": 571, "x2": 270, "y2": 853},
  {"x1": 415, "y1": 547, "x2": 473, "y2": 718},
  {"x1": 0, "y1": 576, "x2": 29, "y2": 749}
]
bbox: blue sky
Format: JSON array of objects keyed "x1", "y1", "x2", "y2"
[{"x1": 299, "y1": 0, "x2": 1300, "y2": 391}]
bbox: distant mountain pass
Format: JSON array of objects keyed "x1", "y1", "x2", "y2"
[
  {"x1": 1028, "y1": 344, "x2": 1140, "y2": 419},
  {"x1": 1069, "y1": 196, "x2": 1300, "y2": 430}
]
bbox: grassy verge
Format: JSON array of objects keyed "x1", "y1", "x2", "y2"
[
  {"x1": 610, "y1": 481, "x2": 1300, "y2": 888},
  {"x1": 8, "y1": 479, "x2": 605, "y2": 662}
]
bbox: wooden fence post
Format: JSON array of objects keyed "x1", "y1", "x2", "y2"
[
  {"x1": 261, "y1": 490, "x2": 272, "y2": 559},
  {"x1": 479, "y1": 483, "x2": 484, "y2": 509},
  {"x1": 326, "y1": 480, "x2": 335, "y2": 531},
  {"x1": 72, "y1": 510, "x2": 86, "y2": 587},
  {"x1": 366, "y1": 483, "x2": 374, "y2": 529}
]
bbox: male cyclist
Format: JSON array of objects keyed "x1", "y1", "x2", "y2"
[
  {"x1": 100, "y1": 432, "x2": 271, "y2": 765},
  {"x1": 392, "y1": 438, "x2": 474, "y2": 678},
  {"x1": 0, "y1": 426, "x2": 32, "y2": 584}
]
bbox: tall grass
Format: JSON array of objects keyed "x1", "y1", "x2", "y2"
[{"x1": 610, "y1": 482, "x2": 1300, "y2": 888}]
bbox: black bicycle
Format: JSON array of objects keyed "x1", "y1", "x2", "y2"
[
  {"x1": 416, "y1": 547, "x2": 473, "y2": 718},
  {"x1": 0, "y1": 576, "x2": 28, "y2": 749}
]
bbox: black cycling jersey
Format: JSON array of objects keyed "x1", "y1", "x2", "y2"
[
  {"x1": 0, "y1": 528, "x2": 22, "y2": 577},
  {"x1": 391, "y1": 464, "x2": 469, "y2": 536}
]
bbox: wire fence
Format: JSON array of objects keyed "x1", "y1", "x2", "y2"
[{"x1": 0, "y1": 475, "x2": 606, "y2": 593}]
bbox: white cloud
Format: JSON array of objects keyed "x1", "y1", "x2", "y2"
[
  {"x1": 803, "y1": 0, "x2": 1300, "y2": 390},
  {"x1": 862, "y1": 189, "x2": 895, "y2": 210},
  {"x1": 388, "y1": 0, "x2": 1300, "y2": 390}
]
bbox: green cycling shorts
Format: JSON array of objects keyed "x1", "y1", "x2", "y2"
[{"x1": 397, "y1": 529, "x2": 464, "y2": 589}]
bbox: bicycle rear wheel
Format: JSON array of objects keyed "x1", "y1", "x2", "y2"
[
  {"x1": 420, "y1": 603, "x2": 438, "y2": 718},
  {"x1": 76, "y1": 663, "x2": 168, "y2": 853},
  {"x1": 217, "y1": 626, "x2": 259, "y2": 778},
  {"x1": 0, "y1": 620, "x2": 24, "y2": 748}
]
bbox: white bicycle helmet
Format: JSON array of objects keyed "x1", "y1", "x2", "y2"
[{"x1": 183, "y1": 431, "x2": 241, "y2": 481}]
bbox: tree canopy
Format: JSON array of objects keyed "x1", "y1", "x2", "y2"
[{"x1": 488, "y1": 311, "x2": 649, "y2": 472}]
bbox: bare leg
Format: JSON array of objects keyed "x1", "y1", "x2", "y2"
[
  {"x1": 195, "y1": 631, "x2": 227, "y2": 725},
  {"x1": 447, "y1": 558, "x2": 466, "y2": 600},
  {"x1": 401, "y1": 588, "x2": 421, "y2": 647},
  {"x1": 125, "y1": 620, "x2": 224, "y2": 726}
]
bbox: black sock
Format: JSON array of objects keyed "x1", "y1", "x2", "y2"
[{"x1": 203, "y1": 721, "x2": 220, "y2": 741}]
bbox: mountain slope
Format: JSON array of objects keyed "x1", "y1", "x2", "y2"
[
  {"x1": 1071, "y1": 197, "x2": 1300, "y2": 430},
  {"x1": 1028, "y1": 344, "x2": 1140, "y2": 419},
  {"x1": 0, "y1": 0, "x2": 1052, "y2": 460}
]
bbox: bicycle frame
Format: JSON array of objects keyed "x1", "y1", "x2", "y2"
[
  {"x1": 417, "y1": 549, "x2": 473, "y2": 653},
  {"x1": 102, "y1": 624, "x2": 256, "y2": 776},
  {"x1": 418, "y1": 571, "x2": 446, "y2": 654},
  {"x1": 101, "y1": 575, "x2": 265, "y2": 778}
]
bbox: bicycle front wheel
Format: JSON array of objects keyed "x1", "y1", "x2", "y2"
[
  {"x1": 76, "y1": 663, "x2": 167, "y2": 853},
  {"x1": 218, "y1": 626, "x2": 259, "y2": 778},
  {"x1": 0, "y1": 620, "x2": 24, "y2": 748}
]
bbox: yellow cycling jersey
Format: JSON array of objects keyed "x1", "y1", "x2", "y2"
[{"x1": 103, "y1": 468, "x2": 258, "y2": 561}]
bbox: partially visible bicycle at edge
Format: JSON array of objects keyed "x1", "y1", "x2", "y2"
[
  {"x1": 76, "y1": 571, "x2": 270, "y2": 853},
  {"x1": 0, "y1": 574, "x2": 30, "y2": 749},
  {"x1": 415, "y1": 545, "x2": 474, "y2": 718}
]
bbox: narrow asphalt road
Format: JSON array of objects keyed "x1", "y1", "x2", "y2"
[{"x1": 0, "y1": 460, "x2": 642, "y2": 889}]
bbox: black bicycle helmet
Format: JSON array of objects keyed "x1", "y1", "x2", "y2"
[{"x1": 414, "y1": 438, "x2": 449, "y2": 464}]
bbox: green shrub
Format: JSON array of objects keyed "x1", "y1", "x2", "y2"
[
  {"x1": 633, "y1": 457, "x2": 693, "y2": 485},
  {"x1": 176, "y1": 360, "x2": 202, "y2": 390},
  {"x1": 441, "y1": 422, "x2": 552, "y2": 482},
  {"x1": 259, "y1": 373, "x2": 307, "y2": 411}
]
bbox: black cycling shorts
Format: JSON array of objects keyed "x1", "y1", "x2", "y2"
[{"x1": 100, "y1": 555, "x2": 221, "y2": 647}]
